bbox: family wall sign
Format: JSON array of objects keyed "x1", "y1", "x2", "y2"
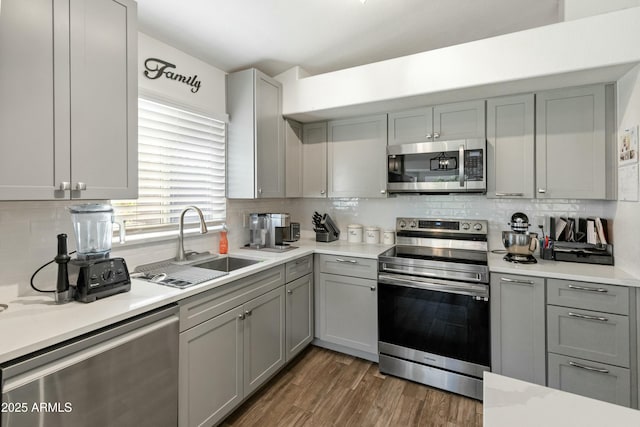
[{"x1": 143, "y1": 58, "x2": 202, "y2": 93}]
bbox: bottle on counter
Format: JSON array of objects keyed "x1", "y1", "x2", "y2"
[{"x1": 219, "y1": 230, "x2": 228, "y2": 254}]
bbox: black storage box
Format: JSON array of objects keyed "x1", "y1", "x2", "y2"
[{"x1": 552, "y1": 242, "x2": 613, "y2": 266}]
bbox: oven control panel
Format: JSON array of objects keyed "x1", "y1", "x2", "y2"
[{"x1": 396, "y1": 218, "x2": 488, "y2": 235}]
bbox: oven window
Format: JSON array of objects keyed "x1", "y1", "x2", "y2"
[{"x1": 378, "y1": 282, "x2": 490, "y2": 367}]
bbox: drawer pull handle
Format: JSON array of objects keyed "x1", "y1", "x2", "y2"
[
  {"x1": 500, "y1": 277, "x2": 534, "y2": 285},
  {"x1": 568, "y1": 361, "x2": 610, "y2": 374},
  {"x1": 495, "y1": 192, "x2": 524, "y2": 197},
  {"x1": 568, "y1": 312, "x2": 608, "y2": 322},
  {"x1": 567, "y1": 284, "x2": 608, "y2": 293},
  {"x1": 335, "y1": 258, "x2": 357, "y2": 264}
]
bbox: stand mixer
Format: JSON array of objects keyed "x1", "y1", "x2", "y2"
[{"x1": 502, "y1": 212, "x2": 539, "y2": 264}]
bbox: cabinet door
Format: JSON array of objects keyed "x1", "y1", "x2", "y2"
[
  {"x1": 548, "y1": 353, "x2": 631, "y2": 407},
  {"x1": 0, "y1": 0, "x2": 70, "y2": 200},
  {"x1": 285, "y1": 119, "x2": 303, "y2": 197},
  {"x1": 286, "y1": 274, "x2": 314, "y2": 361},
  {"x1": 547, "y1": 305, "x2": 630, "y2": 367},
  {"x1": 387, "y1": 107, "x2": 432, "y2": 145},
  {"x1": 490, "y1": 274, "x2": 546, "y2": 385},
  {"x1": 536, "y1": 84, "x2": 608, "y2": 199},
  {"x1": 179, "y1": 307, "x2": 244, "y2": 427},
  {"x1": 243, "y1": 286, "x2": 286, "y2": 396},
  {"x1": 302, "y1": 122, "x2": 328, "y2": 198},
  {"x1": 70, "y1": 0, "x2": 137, "y2": 199},
  {"x1": 327, "y1": 115, "x2": 387, "y2": 198},
  {"x1": 318, "y1": 273, "x2": 378, "y2": 354},
  {"x1": 433, "y1": 100, "x2": 486, "y2": 141},
  {"x1": 255, "y1": 70, "x2": 285, "y2": 198},
  {"x1": 486, "y1": 94, "x2": 535, "y2": 199}
]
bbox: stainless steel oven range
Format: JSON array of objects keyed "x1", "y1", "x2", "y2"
[{"x1": 377, "y1": 218, "x2": 490, "y2": 400}]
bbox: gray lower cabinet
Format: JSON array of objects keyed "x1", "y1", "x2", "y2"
[
  {"x1": 286, "y1": 273, "x2": 314, "y2": 361},
  {"x1": 178, "y1": 266, "x2": 286, "y2": 427},
  {"x1": 490, "y1": 273, "x2": 546, "y2": 385},
  {"x1": 316, "y1": 254, "x2": 378, "y2": 360},
  {"x1": 545, "y1": 278, "x2": 636, "y2": 407},
  {"x1": 548, "y1": 353, "x2": 631, "y2": 407},
  {"x1": 0, "y1": 0, "x2": 137, "y2": 200},
  {"x1": 179, "y1": 307, "x2": 244, "y2": 427}
]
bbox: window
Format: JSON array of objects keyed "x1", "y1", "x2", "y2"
[{"x1": 113, "y1": 98, "x2": 226, "y2": 236}]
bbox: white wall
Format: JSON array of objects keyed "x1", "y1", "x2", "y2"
[
  {"x1": 138, "y1": 33, "x2": 227, "y2": 119},
  {"x1": 612, "y1": 64, "x2": 640, "y2": 276},
  {"x1": 562, "y1": 0, "x2": 640, "y2": 20}
]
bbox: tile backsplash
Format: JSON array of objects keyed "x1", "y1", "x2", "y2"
[{"x1": 0, "y1": 196, "x2": 623, "y2": 296}]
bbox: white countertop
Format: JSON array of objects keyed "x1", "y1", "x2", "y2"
[
  {"x1": 488, "y1": 252, "x2": 640, "y2": 287},
  {"x1": 0, "y1": 239, "x2": 392, "y2": 364},
  {"x1": 2, "y1": 236, "x2": 639, "y2": 365},
  {"x1": 484, "y1": 372, "x2": 640, "y2": 426}
]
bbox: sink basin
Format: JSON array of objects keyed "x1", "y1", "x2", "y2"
[{"x1": 193, "y1": 256, "x2": 262, "y2": 272}]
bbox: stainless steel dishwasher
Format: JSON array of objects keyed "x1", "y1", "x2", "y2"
[{"x1": 1, "y1": 305, "x2": 178, "y2": 427}]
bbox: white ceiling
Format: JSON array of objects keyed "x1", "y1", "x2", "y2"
[{"x1": 137, "y1": 0, "x2": 562, "y2": 77}]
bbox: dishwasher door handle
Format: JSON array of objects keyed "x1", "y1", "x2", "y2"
[{"x1": 3, "y1": 315, "x2": 178, "y2": 392}]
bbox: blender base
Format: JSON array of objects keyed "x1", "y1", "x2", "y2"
[{"x1": 69, "y1": 258, "x2": 131, "y2": 303}]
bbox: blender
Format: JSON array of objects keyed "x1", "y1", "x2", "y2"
[{"x1": 65, "y1": 204, "x2": 131, "y2": 302}]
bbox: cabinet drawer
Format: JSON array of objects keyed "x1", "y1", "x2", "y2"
[
  {"x1": 179, "y1": 266, "x2": 285, "y2": 332},
  {"x1": 285, "y1": 255, "x2": 313, "y2": 283},
  {"x1": 548, "y1": 353, "x2": 631, "y2": 407},
  {"x1": 547, "y1": 279, "x2": 629, "y2": 315},
  {"x1": 318, "y1": 254, "x2": 377, "y2": 279},
  {"x1": 547, "y1": 305, "x2": 629, "y2": 367}
]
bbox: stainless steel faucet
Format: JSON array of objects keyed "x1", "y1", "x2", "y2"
[{"x1": 176, "y1": 206, "x2": 208, "y2": 261}]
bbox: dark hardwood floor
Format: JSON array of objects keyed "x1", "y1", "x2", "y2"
[{"x1": 221, "y1": 346, "x2": 483, "y2": 426}]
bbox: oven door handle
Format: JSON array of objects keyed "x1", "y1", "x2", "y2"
[
  {"x1": 381, "y1": 265, "x2": 484, "y2": 283},
  {"x1": 378, "y1": 273, "x2": 488, "y2": 299}
]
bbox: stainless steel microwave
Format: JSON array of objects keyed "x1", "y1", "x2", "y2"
[{"x1": 387, "y1": 139, "x2": 486, "y2": 194}]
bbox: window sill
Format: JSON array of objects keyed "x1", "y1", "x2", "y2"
[{"x1": 112, "y1": 222, "x2": 225, "y2": 249}]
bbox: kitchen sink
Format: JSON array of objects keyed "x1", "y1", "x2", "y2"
[{"x1": 192, "y1": 256, "x2": 262, "y2": 272}]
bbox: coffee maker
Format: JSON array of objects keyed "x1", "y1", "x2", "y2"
[
  {"x1": 247, "y1": 213, "x2": 297, "y2": 251},
  {"x1": 57, "y1": 204, "x2": 131, "y2": 303}
]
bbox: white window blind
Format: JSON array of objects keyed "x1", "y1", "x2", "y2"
[{"x1": 113, "y1": 98, "x2": 226, "y2": 233}]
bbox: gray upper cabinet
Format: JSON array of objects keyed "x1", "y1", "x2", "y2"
[
  {"x1": 227, "y1": 68, "x2": 284, "y2": 199},
  {"x1": 0, "y1": 0, "x2": 137, "y2": 200},
  {"x1": 486, "y1": 94, "x2": 535, "y2": 199},
  {"x1": 536, "y1": 84, "x2": 616, "y2": 200},
  {"x1": 388, "y1": 100, "x2": 485, "y2": 146},
  {"x1": 328, "y1": 115, "x2": 387, "y2": 198},
  {"x1": 302, "y1": 122, "x2": 328, "y2": 198},
  {"x1": 285, "y1": 119, "x2": 303, "y2": 197},
  {"x1": 490, "y1": 273, "x2": 546, "y2": 386}
]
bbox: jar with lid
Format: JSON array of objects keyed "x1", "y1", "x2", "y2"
[
  {"x1": 383, "y1": 230, "x2": 395, "y2": 245},
  {"x1": 365, "y1": 227, "x2": 380, "y2": 244},
  {"x1": 347, "y1": 224, "x2": 363, "y2": 243}
]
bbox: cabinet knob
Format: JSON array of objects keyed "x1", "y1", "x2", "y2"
[
  {"x1": 244, "y1": 310, "x2": 252, "y2": 316},
  {"x1": 287, "y1": 290, "x2": 293, "y2": 295},
  {"x1": 538, "y1": 188, "x2": 546, "y2": 194},
  {"x1": 425, "y1": 133, "x2": 432, "y2": 140},
  {"x1": 433, "y1": 132, "x2": 440, "y2": 139},
  {"x1": 320, "y1": 190, "x2": 326, "y2": 195},
  {"x1": 238, "y1": 313, "x2": 245, "y2": 320},
  {"x1": 75, "y1": 182, "x2": 87, "y2": 191},
  {"x1": 370, "y1": 286, "x2": 376, "y2": 291},
  {"x1": 380, "y1": 189, "x2": 386, "y2": 194},
  {"x1": 258, "y1": 188, "x2": 262, "y2": 195},
  {"x1": 59, "y1": 182, "x2": 71, "y2": 191}
]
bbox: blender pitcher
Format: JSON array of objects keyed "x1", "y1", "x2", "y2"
[{"x1": 68, "y1": 204, "x2": 115, "y2": 260}]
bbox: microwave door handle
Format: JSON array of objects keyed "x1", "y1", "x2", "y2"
[{"x1": 459, "y1": 145, "x2": 465, "y2": 187}]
